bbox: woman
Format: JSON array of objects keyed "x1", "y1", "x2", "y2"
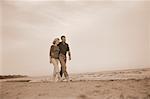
[{"x1": 49, "y1": 38, "x2": 61, "y2": 82}]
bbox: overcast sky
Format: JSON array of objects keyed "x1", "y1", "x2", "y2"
[{"x1": 1, "y1": 0, "x2": 150, "y2": 76}]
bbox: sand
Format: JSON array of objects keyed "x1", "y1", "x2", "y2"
[{"x1": 1, "y1": 68, "x2": 150, "y2": 99}]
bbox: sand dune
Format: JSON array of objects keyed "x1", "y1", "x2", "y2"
[{"x1": 0, "y1": 68, "x2": 150, "y2": 99}]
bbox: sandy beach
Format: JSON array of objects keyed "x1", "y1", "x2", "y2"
[
  {"x1": 1, "y1": 68, "x2": 150, "y2": 99},
  {"x1": 1, "y1": 1, "x2": 150, "y2": 99}
]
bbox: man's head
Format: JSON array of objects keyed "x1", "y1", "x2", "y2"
[{"x1": 61, "y1": 35, "x2": 66, "y2": 43}]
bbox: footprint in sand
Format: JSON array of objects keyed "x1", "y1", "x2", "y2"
[
  {"x1": 95, "y1": 85, "x2": 101, "y2": 88},
  {"x1": 120, "y1": 94, "x2": 125, "y2": 99},
  {"x1": 38, "y1": 93, "x2": 48, "y2": 96},
  {"x1": 102, "y1": 89, "x2": 110, "y2": 95},
  {"x1": 17, "y1": 92, "x2": 22, "y2": 95},
  {"x1": 126, "y1": 95, "x2": 139, "y2": 99},
  {"x1": 144, "y1": 94, "x2": 150, "y2": 99},
  {"x1": 5, "y1": 92, "x2": 9, "y2": 95},
  {"x1": 92, "y1": 90, "x2": 100, "y2": 96},
  {"x1": 77, "y1": 94, "x2": 89, "y2": 99}
]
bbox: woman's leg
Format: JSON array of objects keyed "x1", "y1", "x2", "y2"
[
  {"x1": 55, "y1": 59, "x2": 61, "y2": 81},
  {"x1": 52, "y1": 58, "x2": 61, "y2": 82},
  {"x1": 53, "y1": 70, "x2": 56, "y2": 81},
  {"x1": 51, "y1": 58, "x2": 58, "y2": 82}
]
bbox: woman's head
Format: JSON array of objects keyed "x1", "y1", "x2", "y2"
[{"x1": 53, "y1": 38, "x2": 60, "y2": 45}]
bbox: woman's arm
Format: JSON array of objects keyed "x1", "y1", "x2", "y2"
[{"x1": 49, "y1": 45, "x2": 54, "y2": 63}]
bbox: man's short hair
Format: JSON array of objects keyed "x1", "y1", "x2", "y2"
[{"x1": 61, "y1": 35, "x2": 66, "y2": 39}]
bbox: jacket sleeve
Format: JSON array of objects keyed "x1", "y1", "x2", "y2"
[
  {"x1": 67, "y1": 44, "x2": 70, "y2": 51},
  {"x1": 49, "y1": 45, "x2": 54, "y2": 57}
]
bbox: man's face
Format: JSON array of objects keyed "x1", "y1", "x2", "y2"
[{"x1": 62, "y1": 37, "x2": 66, "y2": 42}]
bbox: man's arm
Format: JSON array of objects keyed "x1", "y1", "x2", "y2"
[
  {"x1": 67, "y1": 44, "x2": 71, "y2": 60},
  {"x1": 68, "y1": 51, "x2": 71, "y2": 60}
]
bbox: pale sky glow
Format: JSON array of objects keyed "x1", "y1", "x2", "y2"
[
  {"x1": 0, "y1": 1, "x2": 2, "y2": 75},
  {"x1": 1, "y1": 0, "x2": 150, "y2": 76}
]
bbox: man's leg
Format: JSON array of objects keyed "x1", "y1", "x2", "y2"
[
  {"x1": 59, "y1": 55, "x2": 69, "y2": 79},
  {"x1": 59, "y1": 55, "x2": 67, "y2": 77},
  {"x1": 60, "y1": 67, "x2": 63, "y2": 77}
]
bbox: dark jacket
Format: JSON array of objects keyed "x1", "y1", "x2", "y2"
[{"x1": 50, "y1": 45, "x2": 60, "y2": 59}]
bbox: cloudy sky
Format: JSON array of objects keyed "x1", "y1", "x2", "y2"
[{"x1": 1, "y1": 0, "x2": 150, "y2": 76}]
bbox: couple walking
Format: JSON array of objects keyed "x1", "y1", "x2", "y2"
[{"x1": 49, "y1": 35, "x2": 71, "y2": 82}]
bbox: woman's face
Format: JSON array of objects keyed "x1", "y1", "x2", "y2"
[{"x1": 56, "y1": 39, "x2": 60, "y2": 45}]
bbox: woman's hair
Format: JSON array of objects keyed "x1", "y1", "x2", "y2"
[{"x1": 53, "y1": 38, "x2": 59, "y2": 44}]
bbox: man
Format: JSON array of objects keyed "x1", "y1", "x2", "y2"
[{"x1": 58, "y1": 35, "x2": 71, "y2": 81}]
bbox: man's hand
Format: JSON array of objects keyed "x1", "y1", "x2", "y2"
[{"x1": 68, "y1": 51, "x2": 71, "y2": 61}]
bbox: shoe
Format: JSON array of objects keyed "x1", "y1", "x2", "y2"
[
  {"x1": 66, "y1": 77, "x2": 70, "y2": 82},
  {"x1": 58, "y1": 77, "x2": 64, "y2": 82}
]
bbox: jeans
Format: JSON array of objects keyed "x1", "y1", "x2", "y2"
[
  {"x1": 59, "y1": 53, "x2": 69, "y2": 78},
  {"x1": 51, "y1": 58, "x2": 61, "y2": 81}
]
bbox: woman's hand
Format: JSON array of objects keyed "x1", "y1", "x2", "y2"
[
  {"x1": 69, "y1": 56, "x2": 71, "y2": 61},
  {"x1": 50, "y1": 58, "x2": 52, "y2": 64}
]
